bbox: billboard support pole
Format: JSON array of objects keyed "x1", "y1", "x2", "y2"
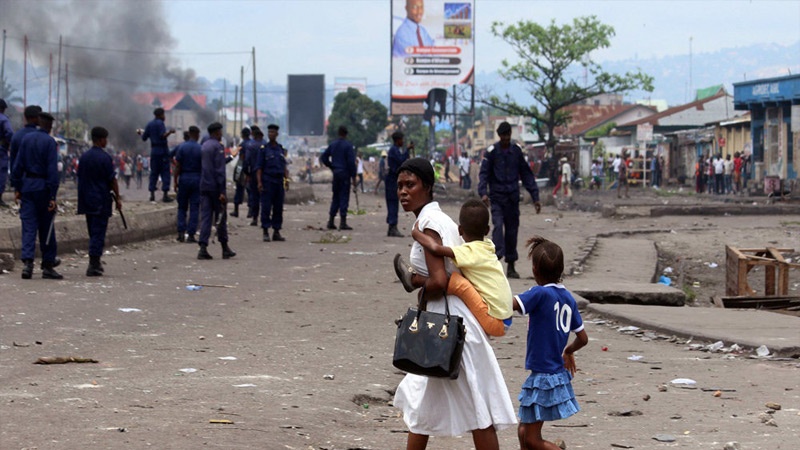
[{"x1": 452, "y1": 85, "x2": 458, "y2": 158}]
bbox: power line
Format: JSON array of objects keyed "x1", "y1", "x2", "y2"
[{"x1": 7, "y1": 35, "x2": 250, "y2": 56}]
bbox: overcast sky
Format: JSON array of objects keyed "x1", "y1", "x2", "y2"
[{"x1": 164, "y1": 0, "x2": 800, "y2": 87}]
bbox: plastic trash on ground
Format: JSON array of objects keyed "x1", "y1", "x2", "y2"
[
  {"x1": 756, "y1": 345, "x2": 770, "y2": 357},
  {"x1": 658, "y1": 275, "x2": 672, "y2": 286},
  {"x1": 670, "y1": 378, "x2": 697, "y2": 385},
  {"x1": 186, "y1": 285, "x2": 203, "y2": 291}
]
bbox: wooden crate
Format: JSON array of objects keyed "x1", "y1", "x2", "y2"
[{"x1": 725, "y1": 246, "x2": 796, "y2": 297}]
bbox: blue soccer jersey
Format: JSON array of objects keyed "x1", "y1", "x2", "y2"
[{"x1": 515, "y1": 284, "x2": 584, "y2": 373}]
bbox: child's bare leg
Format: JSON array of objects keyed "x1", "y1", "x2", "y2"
[
  {"x1": 519, "y1": 422, "x2": 562, "y2": 450},
  {"x1": 406, "y1": 432, "x2": 429, "y2": 450},
  {"x1": 447, "y1": 272, "x2": 505, "y2": 336},
  {"x1": 471, "y1": 425, "x2": 499, "y2": 450}
]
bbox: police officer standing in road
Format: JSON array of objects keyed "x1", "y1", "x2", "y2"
[
  {"x1": 9, "y1": 105, "x2": 42, "y2": 202},
  {"x1": 11, "y1": 112, "x2": 62, "y2": 279},
  {"x1": 256, "y1": 124, "x2": 288, "y2": 242},
  {"x1": 173, "y1": 126, "x2": 202, "y2": 243},
  {"x1": 320, "y1": 125, "x2": 356, "y2": 231},
  {"x1": 0, "y1": 99, "x2": 15, "y2": 207},
  {"x1": 478, "y1": 121, "x2": 541, "y2": 279},
  {"x1": 197, "y1": 122, "x2": 236, "y2": 260},
  {"x1": 231, "y1": 127, "x2": 250, "y2": 217},
  {"x1": 244, "y1": 126, "x2": 264, "y2": 226},
  {"x1": 385, "y1": 131, "x2": 413, "y2": 237},
  {"x1": 77, "y1": 127, "x2": 122, "y2": 276},
  {"x1": 138, "y1": 107, "x2": 175, "y2": 203}
]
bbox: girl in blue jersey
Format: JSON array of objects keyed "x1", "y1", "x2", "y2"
[{"x1": 512, "y1": 236, "x2": 589, "y2": 450}]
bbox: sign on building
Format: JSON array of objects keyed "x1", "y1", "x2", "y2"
[
  {"x1": 390, "y1": 0, "x2": 475, "y2": 116},
  {"x1": 637, "y1": 123, "x2": 653, "y2": 142}
]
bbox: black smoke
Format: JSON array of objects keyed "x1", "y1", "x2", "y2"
[{"x1": 1, "y1": 0, "x2": 210, "y2": 152}]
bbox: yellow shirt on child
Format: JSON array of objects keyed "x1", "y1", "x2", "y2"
[{"x1": 451, "y1": 238, "x2": 513, "y2": 320}]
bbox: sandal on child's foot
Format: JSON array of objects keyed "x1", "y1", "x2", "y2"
[
  {"x1": 393, "y1": 253, "x2": 415, "y2": 293},
  {"x1": 554, "y1": 439, "x2": 567, "y2": 450}
]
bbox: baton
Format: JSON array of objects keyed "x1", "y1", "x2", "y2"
[
  {"x1": 353, "y1": 182, "x2": 360, "y2": 213},
  {"x1": 215, "y1": 196, "x2": 227, "y2": 229},
  {"x1": 110, "y1": 191, "x2": 127, "y2": 229},
  {"x1": 45, "y1": 209, "x2": 57, "y2": 246}
]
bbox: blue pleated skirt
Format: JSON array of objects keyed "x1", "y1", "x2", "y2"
[{"x1": 518, "y1": 370, "x2": 580, "y2": 423}]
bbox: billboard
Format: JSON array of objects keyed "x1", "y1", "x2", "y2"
[
  {"x1": 287, "y1": 74, "x2": 325, "y2": 136},
  {"x1": 390, "y1": 0, "x2": 475, "y2": 116}
]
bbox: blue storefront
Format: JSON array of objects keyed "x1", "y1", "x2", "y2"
[{"x1": 734, "y1": 74, "x2": 799, "y2": 185}]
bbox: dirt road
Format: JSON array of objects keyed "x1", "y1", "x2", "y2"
[{"x1": 1, "y1": 184, "x2": 798, "y2": 449}]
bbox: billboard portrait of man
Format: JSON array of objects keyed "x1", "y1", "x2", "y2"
[{"x1": 392, "y1": 0, "x2": 435, "y2": 58}]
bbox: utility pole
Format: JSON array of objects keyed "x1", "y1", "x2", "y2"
[
  {"x1": 65, "y1": 63, "x2": 69, "y2": 125},
  {"x1": 452, "y1": 85, "x2": 458, "y2": 158},
  {"x1": 49, "y1": 53, "x2": 52, "y2": 111},
  {"x1": 239, "y1": 65, "x2": 244, "y2": 136},
  {"x1": 689, "y1": 36, "x2": 693, "y2": 102},
  {"x1": 222, "y1": 79, "x2": 227, "y2": 129},
  {"x1": 252, "y1": 47, "x2": 257, "y2": 125},
  {"x1": 1, "y1": 30, "x2": 6, "y2": 97},
  {"x1": 23, "y1": 35, "x2": 27, "y2": 106},
  {"x1": 233, "y1": 85, "x2": 238, "y2": 143},
  {"x1": 56, "y1": 36, "x2": 62, "y2": 116}
]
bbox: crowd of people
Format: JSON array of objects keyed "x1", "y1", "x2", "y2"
[{"x1": 695, "y1": 152, "x2": 749, "y2": 195}]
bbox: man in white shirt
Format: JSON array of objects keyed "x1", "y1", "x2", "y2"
[
  {"x1": 713, "y1": 156, "x2": 725, "y2": 195},
  {"x1": 460, "y1": 154, "x2": 471, "y2": 189}
]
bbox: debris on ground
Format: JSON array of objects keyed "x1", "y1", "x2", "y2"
[{"x1": 34, "y1": 356, "x2": 98, "y2": 364}]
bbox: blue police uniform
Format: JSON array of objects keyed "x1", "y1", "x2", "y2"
[
  {"x1": 198, "y1": 137, "x2": 228, "y2": 246},
  {"x1": 320, "y1": 138, "x2": 356, "y2": 220},
  {"x1": 0, "y1": 111, "x2": 14, "y2": 197},
  {"x1": 9, "y1": 123, "x2": 38, "y2": 191},
  {"x1": 233, "y1": 137, "x2": 249, "y2": 209},
  {"x1": 385, "y1": 144, "x2": 410, "y2": 226},
  {"x1": 11, "y1": 128, "x2": 60, "y2": 265},
  {"x1": 257, "y1": 141, "x2": 287, "y2": 232},
  {"x1": 244, "y1": 138, "x2": 264, "y2": 221},
  {"x1": 77, "y1": 146, "x2": 115, "y2": 257},
  {"x1": 175, "y1": 139, "x2": 202, "y2": 238},
  {"x1": 141, "y1": 117, "x2": 171, "y2": 194},
  {"x1": 478, "y1": 141, "x2": 540, "y2": 263}
]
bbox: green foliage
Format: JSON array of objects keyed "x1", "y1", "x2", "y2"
[
  {"x1": 62, "y1": 119, "x2": 88, "y2": 141},
  {"x1": 586, "y1": 122, "x2": 617, "y2": 139},
  {"x1": 327, "y1": 88, "x2": 388, "y2": 148},
  {"x1": 0, "y1": 74, "x2": 22, "y2": 104},
  {"x1": 487, "y1": 16, "x2": 654, "y2": 151},
  {"x1": 592, "y1": 139, "x2": 606, "y2": 159}
]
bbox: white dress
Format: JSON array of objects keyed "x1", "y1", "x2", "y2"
[{"x1": 394, "y1": 202, "x2": 517, "y2": 436}]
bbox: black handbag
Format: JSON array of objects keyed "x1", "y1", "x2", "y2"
[{"x1": 392, "y1": 286, "x2": 466, "y2": 379}]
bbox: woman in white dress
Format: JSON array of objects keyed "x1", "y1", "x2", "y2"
[{"x1": 393, "y1": 158, "x2": 517, "y2": 450}]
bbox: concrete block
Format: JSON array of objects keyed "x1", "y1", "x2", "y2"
[{"x1": 0, "y1": 252, "x2": 14, "y2": 271}]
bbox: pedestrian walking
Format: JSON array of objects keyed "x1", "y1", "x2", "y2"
[
  {"x1": 355, "y1": 152, "x2": 365, "y2": 193},
  {"x1": 374, "y1": 151, "x2": 387, "y2": 195},
  {"x1": 257, "y1": 124, "x2": 289, "y2": 242},
  {"x1": 245, "y1": 126, "x2": 264, "y2": 226},
  {"x1": 0, "y1": 98, "x2": 15, "y2": 207},
  {"x1": 197, "y1": 122, "x2": 235, "y2": 260},
  {"x1": 477, "y1": 121, "x2": 541, "y2": 279},
  {"x1": 138, "y1": 107, "x2": 175, "y2": 202},
  {"x1": 77, "y1": 127, "x2": 122, "y2": 276},
  {"x1": 385, "y1": 131, "x2": 412, "y2": 237},
  {"x1": 174, "y1": 126, "x2": 202, "y2": 243},
  {"x1": 231, "y1": 127, "x2": 250, "y2": 217},
  {"x1": 11, "y1": 112, "x2": 63, "y2": 279},
  {"x1": 320, "y1": 126, "x2": 356, "y2": 231},
  {"x1": 617, "y1": 153, "x2": 629, "y2": 198},
  {"x1": 512, "y1": 236, "x2": 588, "y2": 450}
]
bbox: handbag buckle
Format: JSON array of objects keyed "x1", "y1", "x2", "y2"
[
  {"x1": 438, "y1": 324, "x2": 448, "y2": 339},
  {"x1": 409, "y1": 317, "x2": 419, "y2": 333}
]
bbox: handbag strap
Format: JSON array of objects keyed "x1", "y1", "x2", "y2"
[{"x1": 416, "y1": 274, "x2": 452, "y2": 321}]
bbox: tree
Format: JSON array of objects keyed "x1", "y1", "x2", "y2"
[
  {"x1": 487, "y1": 16, "x2": 654, "y2": 153},
  {"x1": 327, "y1": 88, "x2": 387, "y2": 148},
  {"x1": 0, "y1": 74, "x2": 23, "y2": 104}
]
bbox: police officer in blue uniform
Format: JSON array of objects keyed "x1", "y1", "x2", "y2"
[
  {"x1": 138, "y1": 107, "x2": 175, "y2": 202},
  {"x1": 9, "y1": 105, "x2": 42, "y2": 202},
  {"x1": 197, "y1": 122, "x2": 235, "y2": 260},
  {"x1": 385, "y1": 131, "x2": 413, "y2": 237},
  {"x1": 0, "y1": 99, "x2": 15, "y2": 207},
  {"x1": 478, "y1": 121, "x2": 541, "y2": 279},
  {"x1": 173, "y1": 126, "x2": 202, "y2": 243},
  {"x1": 320, "y1": 126, "x2": 356, "y2": 231},
  {"x1": 77, "y1": 127, "x2": 122, "y2": 276},
  {"x1": 231, "y1": 127, "x2": 250, "y2": 218},
  {"x1": 11, "y1": 112, "x2": 62, "y2": 279},
  {"x1": 244, "y1": 126, "x2": 264, "y2": 226},
  {"x1": 257, "y1": 124, "x2": 288, "y2": 242}
]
